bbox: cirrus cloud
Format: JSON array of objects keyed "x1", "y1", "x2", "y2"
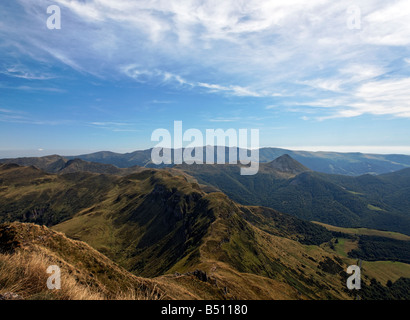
[{"x1": 1, "y1": 0, "x2": 410, "y2": 119}]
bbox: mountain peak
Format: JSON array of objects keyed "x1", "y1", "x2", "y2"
[
  {"x1": 266, "y1": 154, "x2": 310, "y2": 174},
  {"x1": 59, "y1": 158, "x2": 123, "y2": 175}
]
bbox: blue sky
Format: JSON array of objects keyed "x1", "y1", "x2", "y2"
[{"x1": 1, "y1": 0, "x2": 410, "y2": 157}]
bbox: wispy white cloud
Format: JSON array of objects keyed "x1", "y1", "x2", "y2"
[
  {"x1": 42, "y1": 48, "x2": 86, "y2": 74},
  {"x1": 0, "y1": 108, "x2": 17, "y2": 114},
  {"x1": 302, "y1": 79, "x2": 345, "y2": 93},
  {"x1": 349, "y1": 77, "x2": 410, "y2": 118},
  {"x1": 0, "y1": 66, "x2": 54, "y2": 80},
  {"x1": 2, "y1": 0, "x2": 410, "y2": 118},
  {"x1": 89, "y1": 121, "x2": 140, "y2": 132},
  {"x1": 122, "y1": 64, "x2": 271, "y2": 97},
  {"x1": 196, "y1": 82, "x2": 265, "y2": 97},
  {"x1": 361, "y1": 0, "x2": 410, "y2": 46},
  {"x1": 301, "y1": 64, "x2": 386, "y2": 93},
  {"x1": 303, "y1": 77, "x2": 410, "y2": 120}
]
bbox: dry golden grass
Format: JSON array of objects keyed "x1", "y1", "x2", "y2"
[
  {"x1": 0, "y1": 250, "x2": 103, "y2": 300},
  {"x1": 0, "y1": 250, "x2": 163, "y2": 300},
  {"x1": 0, "y1": 222, "x2": 165, "y2": 300}
]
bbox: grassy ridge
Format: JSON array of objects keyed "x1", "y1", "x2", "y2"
[
  {"x1": 1, "y1": 163, "x2": 409, "y2": 299},
  {"x1": 51, "y1": 169, "x2": 353, "y2": 299}
]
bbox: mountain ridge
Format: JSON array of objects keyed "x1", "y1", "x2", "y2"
[
  {"x1": 3, "y1": 146, "x2": 410, "y2": 175},
  {"x1": 1, "y1": 163, "x2": 409, "y2": 299},
  {"x1": 3, "y1": 153, "x2": 410, "y2": 235}
]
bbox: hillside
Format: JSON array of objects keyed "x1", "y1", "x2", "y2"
[
  {"x1": 312, "y1": 222, "x2": 410, "y2": 299},
  {"x1": 0, "y1": 163, "x2": 119, "y2": 225},
  {"x1": 176, "y1": 156, "x2": 410, "y2": 235},
  {"x1": 1, "y1": 222, "x2": 248, "y2": 300},
  {"x1": 0, "y1": 156, "x2": 143, "y2": 176},
  {"x1": 0, "y1": 222, "x2": 165, "y2": 300},
  {"x1": 1, "y1": 163, "x2": 409, "y2": 299},
  {"x1": 0, "y1": 155, "x2": 67, "y2": 173}
]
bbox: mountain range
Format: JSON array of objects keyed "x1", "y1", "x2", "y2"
[
  {"x1": 1, "y1": 150, "x2": 410, "y2": 300},
  {"x1": 69, "y1": 147, "x2": 410, "y2": 175},
  {"x1": 3, "y1": 146, "x2": 410, "y2": 176},
  {"x1": 2, "y1": 152, "x2": 410, "y2": 234}
]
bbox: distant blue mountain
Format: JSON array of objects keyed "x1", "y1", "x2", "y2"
[{"x1": 64, "y1": 147, "x2": 410, "y2": 176}]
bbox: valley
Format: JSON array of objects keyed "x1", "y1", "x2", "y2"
[{"x1": 1, "y1": 154, "x2": 409, "y2": 300}]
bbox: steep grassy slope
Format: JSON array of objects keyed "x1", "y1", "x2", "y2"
[
  {"x1": 53, "y1": 170, "x2": 210, "y2": 276},
  {"x1": 0, "y1": 163, "x2": 118, "y2": 225},
  {"x1": 158, "y1": 191, "x2": 409, "y2": 300},
  {"x1": 183, "y1": 193, "x2": 349, "y2": 299},
  {"x1": 0, "y1": 222, "x2": 165, "y2": 300},
  {"x1": 0, "y1": 222, "x2": 242, "y2": 300}
]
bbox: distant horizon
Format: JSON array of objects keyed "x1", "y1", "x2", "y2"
[
  {"x1": 2, "y1": 1, "x2": 410, "y2": 159},
  {"x1": 2, "y1": 145, "x2": 410, "y2": 159}
]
